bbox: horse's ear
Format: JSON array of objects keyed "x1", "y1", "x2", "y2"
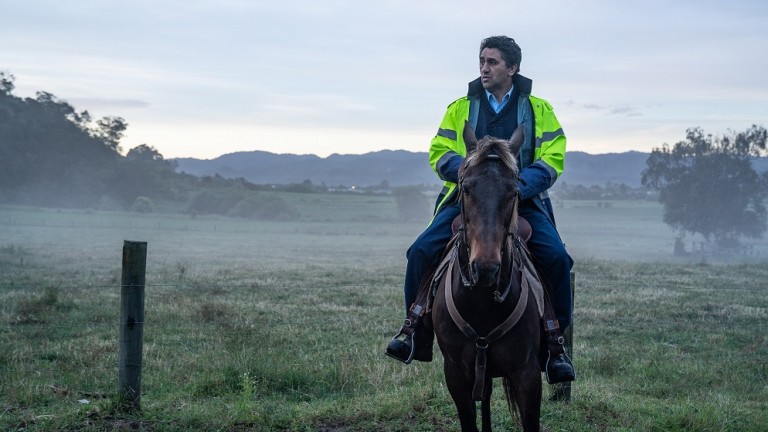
[
  {"x1": 508, "y1": 126, "x2": 525, "y2": 155},
  {"x1": 463, "y1": 121, "x2": 478, "y2": 154}
]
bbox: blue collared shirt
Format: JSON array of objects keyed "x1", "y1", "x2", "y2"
[{"x1": 485, "y1": 86, "x2": 514, "y2": 113}]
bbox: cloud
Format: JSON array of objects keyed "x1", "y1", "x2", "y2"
[
  {"x1": 608, "y1": 106, "x2": 642, "y2": 117},
  {"x1": 67, "y1": 98, "x2": 150, "y2": 110},
  {"x1": 1, "y1": 0, "x2": 766, "y2": 158},
  {"x1": 565, "y1": 101, "x2": 643, "y2": 117}
]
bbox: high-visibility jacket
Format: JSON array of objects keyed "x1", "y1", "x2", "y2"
[{"x1": 429, "y1": 74, "x2": 566, "y2": 224}]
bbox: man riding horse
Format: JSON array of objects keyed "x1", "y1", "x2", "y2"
[{"x1": 386, "y1": 35, "x2": 575, "y2": 384}]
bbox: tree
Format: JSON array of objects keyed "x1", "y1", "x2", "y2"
[
  {"x1": 67, "y1": 109, "x2": 92, "y2": 131},
  {"x1": 127, "y1": 144, "x2": 176, "y2": 168},
  {"x1": 35, "y1": 91, "x2": 78, "y2": 119},
  {"x1": 641, "y1": 125, "x2": 768, "y2": 247},
  {"x1": 393, "y1": 186, "x2": 433, "y2": 222},
  {"x1": 94, "y1": 116, "x2": 128, "y2": 153},
  {"x1": 0, "y1": 70, "x2": 15, "y2": 95}
]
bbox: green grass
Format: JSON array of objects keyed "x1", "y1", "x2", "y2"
[{"x1": 1, "y1": 200, "x2": 767, "y2": 431}]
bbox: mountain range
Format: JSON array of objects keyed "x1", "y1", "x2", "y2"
[
  {"x1": 174, "y1": 150, "x2": 651, "y2": 188},
  {"x1": 174, "y1": 150, "x2": 768, "y2": 188}
]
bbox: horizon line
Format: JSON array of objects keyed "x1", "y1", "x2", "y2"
[{"x1": 169, "y1": 148, "x2": 653, "y2": 160}]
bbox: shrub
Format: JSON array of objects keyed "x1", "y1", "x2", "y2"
[
  {"x1": 130, "y1": 196, "x2": 154, "y2": 213},
  {"x1": 228, "y1": 196, "x2": 263, "y2": 218},
  {"x1": 393, "y1": 186, "x2": 432, "y2": 222},
  {"x1": 228, "y1": 194, "x2": 299, "y2": 221},
  {"x1": 187, "y1": 189, "x2": 245, "y2": 215},
  {"x1": 252, "y1": 194, "x2": 299, "y2": 221}
]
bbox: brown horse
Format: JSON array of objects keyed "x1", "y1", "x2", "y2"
[{"x1": 430, "y1": 124, "x2": 542, "y2": 432}]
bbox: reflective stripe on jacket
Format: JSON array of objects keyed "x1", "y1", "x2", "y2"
[{"x1": 429, "y1": 75, "x2": 566, "y2": 223}]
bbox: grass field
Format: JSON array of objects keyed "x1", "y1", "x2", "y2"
[{"x1": 1, "y1": 197, "x2": 767, "y2": 431}]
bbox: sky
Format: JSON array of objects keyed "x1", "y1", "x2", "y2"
[{"x1": 2, "y1": 0, "x2": 767, "y2": 159}]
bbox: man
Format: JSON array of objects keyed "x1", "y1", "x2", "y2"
[{"x1": 385, "y1": 35, "x2": 575, "y2": 384}]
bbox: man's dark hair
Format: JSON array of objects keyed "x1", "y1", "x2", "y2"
[{"x1": 480, "y1": 36, "x2": 522, "y2": 70}]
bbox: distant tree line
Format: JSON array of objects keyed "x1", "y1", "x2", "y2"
[
  {"x1": 0, "y1": 70, "x2": 298, "y2": 221},
  {"x1": 551, "y1": 181, "x2": 652, "y2": 201}
]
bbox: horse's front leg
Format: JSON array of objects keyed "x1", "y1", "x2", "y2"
[
  {"x1": 480, "y1": 379, "x2": 493, "y2": 432},
  {"x1": 510, "y1": 362, "x2": 542, "y2": 432},
  {"x1": 444, "y1": 359, "x2": 479, "y2": 432}
]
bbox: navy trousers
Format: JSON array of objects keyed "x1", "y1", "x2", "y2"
[{"x1": 403, "y1": 201, "x2": 574, "y2": 330}]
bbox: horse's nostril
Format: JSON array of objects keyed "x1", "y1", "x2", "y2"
[
  {"x1": 487, "y1": 263, "x2": 500, "y2": 282},
  {"x1": 471, "y1": 261, "x2": 480, "y2": 283},
  {"x1": 471, "y1": 261, "x2": 501, "y2": 286}
]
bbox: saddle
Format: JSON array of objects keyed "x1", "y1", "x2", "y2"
[{"x1": 451, "y1": 215, "x2": 532, "y2": 243}]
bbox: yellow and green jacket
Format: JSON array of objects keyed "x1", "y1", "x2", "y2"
[{"x1": 429, "y1": 74, "x2": 566, "y2": 223}]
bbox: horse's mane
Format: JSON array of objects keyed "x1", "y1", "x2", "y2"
[{"x1": 462, "y1": 137, "x2": 519, "y2": 177}]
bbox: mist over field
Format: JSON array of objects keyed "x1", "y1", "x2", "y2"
[{"x1": 2, "y1": 198, "x2": 765, "y2": 273}]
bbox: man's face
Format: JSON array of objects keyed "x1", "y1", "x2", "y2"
[{"x1": 479, "y1": 48, "x2": 517, "y2": 94}]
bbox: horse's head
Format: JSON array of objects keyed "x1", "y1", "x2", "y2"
[{"x1": 458, "y1": 122, "x2": 524, "y2": 287}]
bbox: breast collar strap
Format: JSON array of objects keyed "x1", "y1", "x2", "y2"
[{"x1": 444, "y1": 245, "x2": 530, "y2": 401}]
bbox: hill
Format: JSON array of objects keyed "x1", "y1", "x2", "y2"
[
  {"x1": 558, "y1": 151, "x2": 649, "y2": 187},
  {"x1": 0, "y1": 87, "x2": 121, "y2": 207},
  {"x1": 175, "y1": 149, "x2": 653, "y2": 188},
  {"x1": 175, "y1": 150, "x2": 435, "y2": 187},
  {"x1": 175, "y1": 149, "x2": 768, "y2": 188},
  {"x1": 0, "y1": 76, "x2": 199, "y2": 210}
]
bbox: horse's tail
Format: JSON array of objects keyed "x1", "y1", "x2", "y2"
[{"x1": 502, "y1": 377, "x2": 521, "y2": 426}]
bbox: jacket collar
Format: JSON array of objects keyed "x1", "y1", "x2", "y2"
[{"x1": 467, "y1": 74, "x2": 532, "y2": 98}]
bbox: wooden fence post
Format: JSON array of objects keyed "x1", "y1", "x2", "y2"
[
  {"x1": 550, "y1": 271, "x2": 575, "y2": 402},
  {"x1": 119, "y1": 240, "x2": 147, "y2": 411}
]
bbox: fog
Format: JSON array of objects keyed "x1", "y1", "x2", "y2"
[{"x1": 1, "y1": 200, "x2": 766, "y2": 285}]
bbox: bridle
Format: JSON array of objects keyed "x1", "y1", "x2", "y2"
[{"x1": 456, "y1": 154, "x2": 522, "y2": 303}]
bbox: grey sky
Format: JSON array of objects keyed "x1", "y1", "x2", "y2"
[{"x1": 2, "y1": 0, "x2": 767, "y2": 158}]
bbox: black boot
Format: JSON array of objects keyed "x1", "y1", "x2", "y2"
[
  {"x1": 386, "y1": 331, "x2": 415, "y2": 364},
  {"x1": 545, "y1": 351, "x2": 575, "y2": 384},
  {"x1": 543, "y1": 319, "x2": 576, "y2": 384},
  {"x1": 385, "y1": 304, "x2": 432, "y2": 364},
  {"x1": 386, "y1": 327, "x2": 434, "y2": 364}
]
